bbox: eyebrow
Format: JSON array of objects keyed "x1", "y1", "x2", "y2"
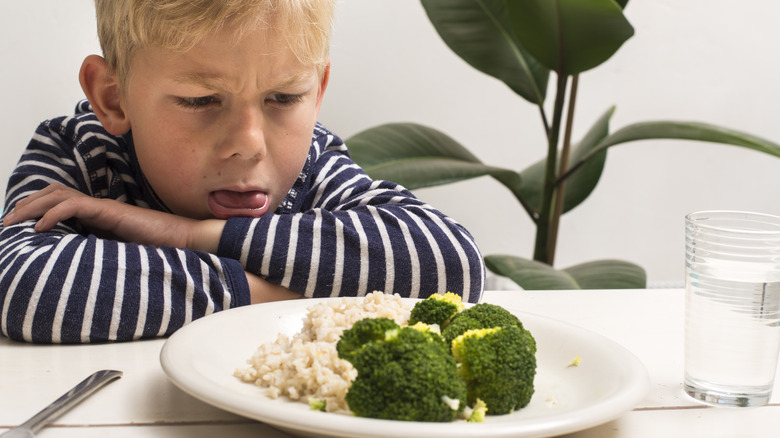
[
  {"x1": 173, "y1": 73, "x2": 229, "y2": 90},
  {"x1": 272, "y1": 72, "x2": 316, "y2": 90},
  {"x1": 173, "y1": 71, "x2": 315, "y2": 92}
]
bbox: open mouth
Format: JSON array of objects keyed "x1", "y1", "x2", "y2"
[{"x1": 208, "y1": 190, "x2": 269, "y2": 219}]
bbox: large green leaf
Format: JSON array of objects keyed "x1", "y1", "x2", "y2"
[
  {"x1": 517, "y1": 107, "x2": 614, "y2": 214},
  {"x1": 505, "y1": 0, "x2": 634, "y2": 75},
  {"x1": 485, "y1": 255, "x2": 577, "y2": 289},
  {"x1": 346, "y1": 123, "x2": 524, "y2": 199},
  {"x1": 485, "y1": 254, "x2": 646, "y2": 290},
  {"x1": 562, "y1": 259, "x2": 646, "y2": 289},
  {"x1": 421, "y1": 0, "x2": 549, "y2": 104},
  {"x1": 572, "y1": 121, "x2": 780, "y2": 172}
]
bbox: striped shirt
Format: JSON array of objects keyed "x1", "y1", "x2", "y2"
[{"x1": 0, "y1": 101, "x2": 485, "y2": 343}]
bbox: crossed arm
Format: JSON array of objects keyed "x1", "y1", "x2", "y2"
[{"x1": 2, "y1": 183, "x2": 301, "y2": 304}]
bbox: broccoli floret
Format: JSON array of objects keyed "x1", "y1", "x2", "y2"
[
  {"x1": 451, "y1": 326, "x2": 536, "y2": 415},
  {"x1": 442, "y1": 303, "x2": 522, "y2": 346},
  {"x1": 409, "y1": 292, "x2": 465, "y2": 327},
  {"x1": 337, "y1": 320, "x2": 467, "y2": 422},
  {"x1": 336, "y1": 317, "x2": 400, "y2": 361},
  {"x1": 309, "y1": 398, "x2": 327, "y2": 412},
  {"x1": 466, "y1": 398, "x2": 488, "y2": 422},
  {"x1": 408, "y1": 321, "x2": 443, "y2": 337}
]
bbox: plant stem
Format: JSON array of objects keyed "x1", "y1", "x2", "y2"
[
  {"x1": 533, "y1": 72, "x2": 568, "y2": 264},
  {"x1": 538, "y1": 105, "x2": 551, "y2": 139},
  {"x1": 547, "y1": 74, "x2": 579, "y2": 264}
]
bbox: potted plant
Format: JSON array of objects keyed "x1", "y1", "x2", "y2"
[{"x1": 345, "y1": 0, "x2": 780, "y2": 290}]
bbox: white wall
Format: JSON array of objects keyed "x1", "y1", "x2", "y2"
[
  {"x1": 2, "y1": 0, "x2": 780, "y2": 287},
  {"x1": 0, "y1": 0, "x2": 101, "y2": 203}
]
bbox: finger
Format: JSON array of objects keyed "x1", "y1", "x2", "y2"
[
  {"x1": 10, "y1": 191, "x2": 75, "y2": 225},
  {"x1": 5, "y1": 185, "x2": 85, "y2": 228},
  {"x1": 34, "y1": 196, "x2": 98, "y2": 232},
  {"x1": 12, "y1": 183, "x2": 71, "y2": 211}
]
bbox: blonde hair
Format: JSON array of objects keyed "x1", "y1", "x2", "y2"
[{"x1": 94, "y1": 0, "x2": 334, "y2": 87}]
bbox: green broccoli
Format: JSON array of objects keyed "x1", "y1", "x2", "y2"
[
  {"x1": 309, "y1": 398, "x2": 327, "y2": 412},
  {"x1": 337, "y1": 319, "x2": 467, "y2": 422},
  {"x1": 442, "y1": 303, "x2": 523, "y2": 346},
  {"x1": 451, "y1": 326, "x2": 537, "y2": 415},
  {"x1": 466, "y1": 398, "x2": 487, "y2": 422},
  {"x1": 408, "y1": 321, "x2": 443, "y2": 337},
  {"x1": 336, "y1": 317, "x2": 400, "y2": 361},
  {"x1": 408, "y1": 292, "x2": 465, "y2": 327}
]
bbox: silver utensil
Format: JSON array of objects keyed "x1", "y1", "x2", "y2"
[{"x1": 1, "y1": 369, "x2": 122, "y2": 437}]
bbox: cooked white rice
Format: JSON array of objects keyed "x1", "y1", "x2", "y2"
[{"x1": 234, "y1": 291, "x2": 411, "y2": 413}]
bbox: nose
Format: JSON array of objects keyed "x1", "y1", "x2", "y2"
[{"x1": 219, "y1": 104, "x2": 266, "y2": 160}]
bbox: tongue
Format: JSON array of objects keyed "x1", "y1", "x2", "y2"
[{"x1": 212, "y1": 190, "x2": 267, "y2": 209}]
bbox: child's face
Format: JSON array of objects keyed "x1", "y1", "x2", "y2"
[{"x1": 120, "y1": 26, "x2": 328, "y2": 219}]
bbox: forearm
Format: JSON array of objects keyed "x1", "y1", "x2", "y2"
[
  {"x1": 187, "y1": 219, "x2": 227, "y2": 254},
  {"x1": 245, "y1": 270, "x2": 303, "y2": 304},
  {"x1": 0, "y1": 224, "x2": 250, "y2": 343},
  {"x1": 218, "y1": 204, "x2": 486, "y2": 302},
  {"x1": 4, "y1": 182, "x2": 230, "y2": 256}
]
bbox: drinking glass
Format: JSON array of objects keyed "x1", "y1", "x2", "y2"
[{"x1": 684, "y1": 210, "x2": 780, "y2": 407}]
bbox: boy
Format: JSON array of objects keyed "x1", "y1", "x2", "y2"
[{"x1": 0, "y1": 0, "x2": 484, "y2": 343}]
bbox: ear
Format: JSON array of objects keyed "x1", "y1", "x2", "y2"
[
  {"x1": 314, "y1": 61, "x2": 330, "y2": 114},
  {"x1": 79, "y1": 55, "x2": 131, "y2": 135}
]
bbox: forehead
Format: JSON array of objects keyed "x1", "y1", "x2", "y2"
[{"x1": 129, "y1": 25, "x2": 318, "y2": 90}]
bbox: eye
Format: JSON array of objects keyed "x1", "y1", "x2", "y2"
[
  {"x1": 176, "y1": 95, "x2": 221, "y2": 110},
  {"x1": 268, "y1": 93, "x2": 304, "y2": 106}
]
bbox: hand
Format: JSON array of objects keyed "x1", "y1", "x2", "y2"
[{"x1": 3, "y1": 183, "x2": 224, "y2": 252}]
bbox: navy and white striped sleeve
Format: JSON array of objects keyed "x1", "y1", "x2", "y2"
[
  {"x1": 217, "y1": 130, "x2": 486, "y2": 303},
  {"x1": 0, "y1": 117, "x2": 251, "y2": 343}
]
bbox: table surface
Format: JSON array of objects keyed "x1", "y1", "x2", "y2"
[{"x1": 2, "y1": 288, "x2": 779, "y2": 438}]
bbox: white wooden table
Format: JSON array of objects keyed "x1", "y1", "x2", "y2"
[{"x1": 2, "y1": 289, "x2": 779, "y2": 437}]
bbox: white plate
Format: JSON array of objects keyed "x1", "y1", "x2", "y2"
[{"x1": 160, "y1": 298, "x2": 649, "y2": 438}]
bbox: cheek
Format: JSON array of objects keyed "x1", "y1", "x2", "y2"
[
  {"x1": 135, "y1": 114, "x2": 205, "y2": 166},
  {"x1": 281, "y1": 131, "x2": 313, "y2": 178},
  {"x1": 133, "y1": 126, "x2": 208, "y2": 197},
  {"x1": 266, "y1": 132, "x2": 312, "y2": 209}
]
